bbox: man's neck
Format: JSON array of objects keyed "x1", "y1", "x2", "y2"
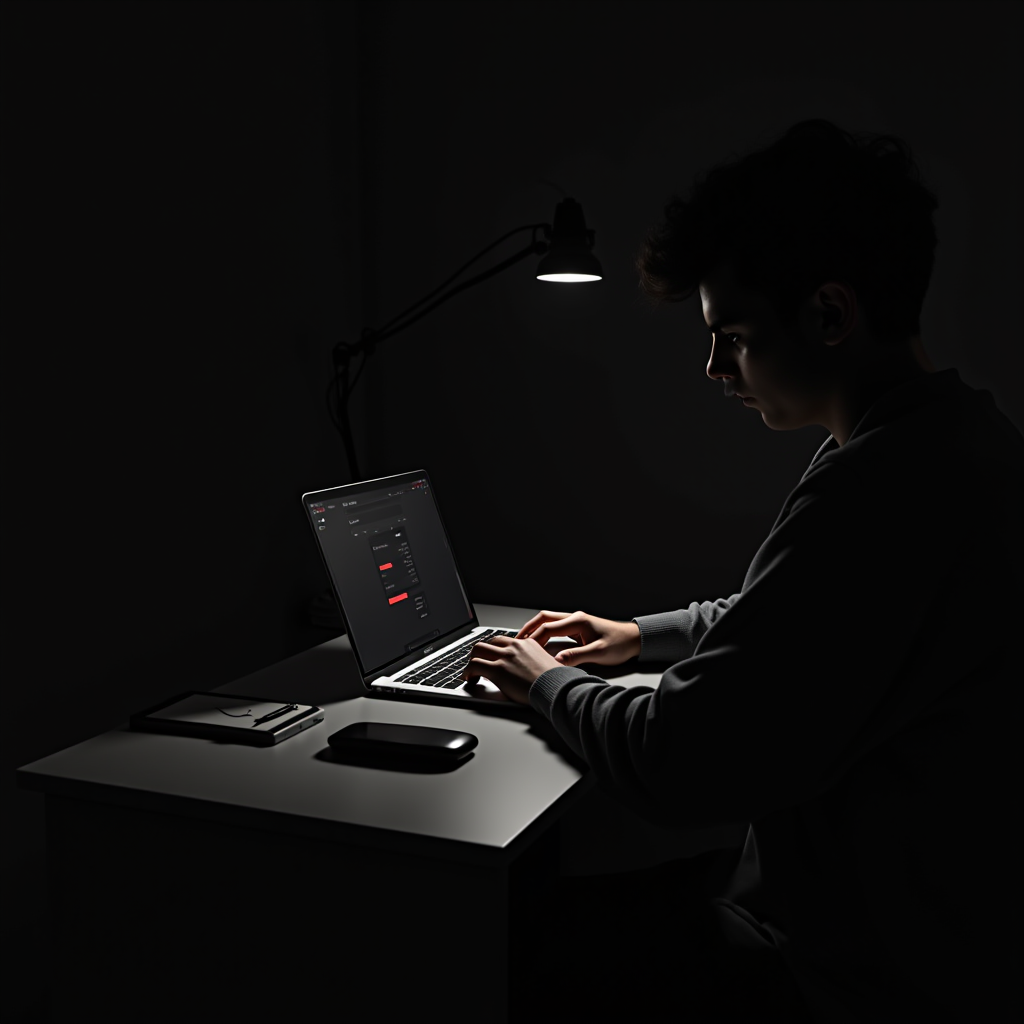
[{"x1": 828, "y1": 336, "x2": 934, "y2": 445}]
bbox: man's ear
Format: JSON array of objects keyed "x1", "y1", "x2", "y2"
[
  {"x1": 822, "y1": 304, "x2": 843, "y2": 340},
  {"x1": 817, "y1": 282, "x2": 858, "y2": 346}
]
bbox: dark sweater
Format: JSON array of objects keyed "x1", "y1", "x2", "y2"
[{"x1": 530, "y1": 369, "x2": 1024, "y2": 1023}]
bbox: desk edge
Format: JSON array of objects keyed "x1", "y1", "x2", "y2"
[{"x1": 16, "y1": 766, "x2": 596, "y2": 868}]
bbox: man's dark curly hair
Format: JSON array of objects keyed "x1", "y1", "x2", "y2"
[{"x1": 636, "y1": 120, "x2": 940, "y2": 345}]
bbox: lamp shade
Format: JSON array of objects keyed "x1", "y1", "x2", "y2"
[{"x1": 536, "y1": 198, "x2": 603, "y2": 282}]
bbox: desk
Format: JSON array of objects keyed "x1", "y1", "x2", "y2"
[{"x1": 17, "y1": 603, "x2": 743, "y2": 1023}]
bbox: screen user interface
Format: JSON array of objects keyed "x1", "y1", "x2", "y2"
[{"x1": 307, "y1": 475, "x2": 473, "y2": 676}]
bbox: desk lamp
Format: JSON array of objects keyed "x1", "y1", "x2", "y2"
[{"x1": 326, "y1": 196, "x2": 602, "y2": 481}]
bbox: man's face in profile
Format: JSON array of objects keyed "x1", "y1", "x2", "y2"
[{"x1": 699, "y1": 263, "x2": 832, "y2": 433}]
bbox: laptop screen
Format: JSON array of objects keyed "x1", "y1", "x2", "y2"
[{"x1": 304, "y1": 471, "x2": 475, "y2": 678}]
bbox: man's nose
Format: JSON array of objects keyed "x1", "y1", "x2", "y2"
[{"x1": 706, "y1": 338, "x2": 734, "y2": 381}]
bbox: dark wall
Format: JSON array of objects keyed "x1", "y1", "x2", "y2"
[
  {"x1": 5, "y1": 1, "x2": 362, "y2": 750},
  {"x1": 3, "y1": 1, "x2": 1022, "y2": 1020},
  {"x1": 3, "y1": 4, "x2": 362, "y2": 1018}
]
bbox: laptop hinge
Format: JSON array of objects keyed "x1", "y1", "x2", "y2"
[{"x1": 370, "y1": 624, "x2": 480, "y2": 684}]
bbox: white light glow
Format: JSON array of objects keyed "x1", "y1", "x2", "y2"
[{"x1": 536, "y1": 273, "x2": 603, "y2": 283}]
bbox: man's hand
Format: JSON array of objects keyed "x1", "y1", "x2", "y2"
[
  {"x1": 516, "y1": 609, "x2": 642, "y2": 667},
  {"x1": 461, "y1": 635, "x2": 561, "y2": 705}
]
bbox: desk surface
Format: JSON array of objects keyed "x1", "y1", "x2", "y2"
[{"x1": 17, "y1": 604, "x2": 668, "y2": 865}]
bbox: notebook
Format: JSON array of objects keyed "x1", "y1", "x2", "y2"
[
  {"x1": 302, "y1": 470, "x2": 529, "y2": 708},
  {"x1": 131, "y1": 692, "x2": 324, "y2": 745}
]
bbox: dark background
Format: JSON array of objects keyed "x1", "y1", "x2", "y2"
[{"x1": 3, "y1": 2, "x2": 1022, "y2": 1021}]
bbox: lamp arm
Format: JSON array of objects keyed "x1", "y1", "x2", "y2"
[
  {"x1": 327, "y1": 226, "x2": 549, "y2": 481},
  {"x1": 369, "y1": 238, "x2": 546, "y2": 347},
  {"x1": 375, "y1": 223, "x2": 549, "y2": 337}
]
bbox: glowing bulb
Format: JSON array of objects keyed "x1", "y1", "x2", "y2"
[{"x1": 536, "y1": 273, "x2": 603, "y2": 283}]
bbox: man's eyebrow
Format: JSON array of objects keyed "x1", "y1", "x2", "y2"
[{"x1": 706, "y1": 320, "x2": 734, "y2": 335}]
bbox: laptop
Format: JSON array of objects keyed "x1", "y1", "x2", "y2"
[{"x1": 302, "y1": 469, "x2": 525, "y2": 708}]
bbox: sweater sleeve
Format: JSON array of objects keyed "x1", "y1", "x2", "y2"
[
  {"x1": 631, "y1": 597, "x2": 740, "y2": 665},
  {"x1": 528, "y1": 462, "x2": 948, "y2": 829}
]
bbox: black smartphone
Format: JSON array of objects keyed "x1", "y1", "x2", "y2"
[{"x1": 328, "y1": 722, "x2": 478, "y2": 761}]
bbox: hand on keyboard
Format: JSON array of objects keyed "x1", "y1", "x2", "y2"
[{"x1": 460, "y1": 634, "x2": 562, "y2": 705}]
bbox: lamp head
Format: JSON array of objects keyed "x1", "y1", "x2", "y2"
[{"x1": 536, "y1": 198, "x2": 603, "y2": 282}]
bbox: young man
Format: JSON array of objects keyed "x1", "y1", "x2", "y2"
[{"x1": 463, "y1": 121, "x2": 1023, "y2": 1023}]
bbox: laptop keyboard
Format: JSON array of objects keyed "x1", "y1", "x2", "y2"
[{"x1": 395, "y1": 629, "x2": 519, "y2": 689}]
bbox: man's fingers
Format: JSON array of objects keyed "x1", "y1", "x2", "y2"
[
  {"x1": 516, "y1": 610, "x2": 573, "y2": 639},
  {"x1": 526, "y1": 612, "x2": 579, "y2": 639},
  {"x1": 530, "y1": 620, "x2": 569, "y2": 645},
  {"x1": 468, "y1": 639, "x2": 510, "y2": 659},
  {"x1": 462, "y1": 645, "x2": 508, "y2": 680},
  {"x1": 463, "y1": 635, "x2": 532, "y2": 680},
  {"x1": 462, "y1": 657, "x2": 493, "y2": 681},
  {"x1": 555, "y1": 640, "x2": 602, "y2": 664},
  {"x1": 530, "y1": 618, "x2": 584, "y2": 648},
  {"x1": 516, "y1": 611, "x2": 558, "y2": 638}
]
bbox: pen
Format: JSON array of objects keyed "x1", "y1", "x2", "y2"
[{"x1": 251, "y1": 704, "x2": 299, "y2": 727}]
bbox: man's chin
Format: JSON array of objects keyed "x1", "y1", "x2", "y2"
[{"x1": 756, "y1": 407, "x2": 800, "y2": 431}]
